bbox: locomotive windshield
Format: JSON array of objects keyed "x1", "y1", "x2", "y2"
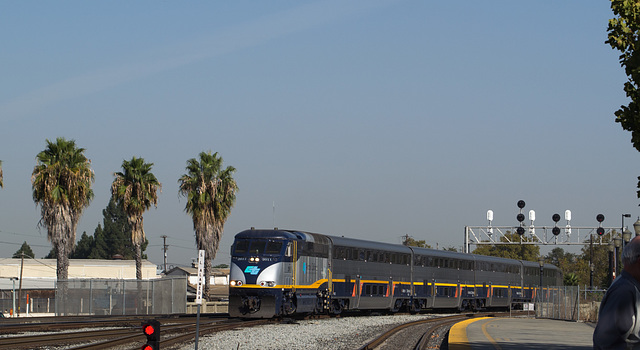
[{"x1": 233, "y1": 239, "x2": 284, "y2": 256}]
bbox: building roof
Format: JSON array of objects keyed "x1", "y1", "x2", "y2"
[{"x1": 165, "y1": 266, "x2": 229, "y2": 276}]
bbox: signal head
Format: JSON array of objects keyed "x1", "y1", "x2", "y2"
[
  {"x1": 596, "y1": 214, "x2": 605, "y2": 223},
  {"x1": 516, "y1": 213, "x2": 525, "y2": 222},
  {"x1": 552, "y1": 214, "x2": 561, "y2": 223},
  {"x1": 517, "y1": 200, "x2": 526, "y2": 209},
  {"x1": 552, "y1": 227, "x2": 561, "y2": 236},
  {"x1": 516, "y1": 227, "x2": 525, "y2": 235},
  {"x1": 142, "y1": 320, "x2": 160, "y2": 350},
  {"x1": 597, "y1": 227, "x2": 605, "y2": 236}
]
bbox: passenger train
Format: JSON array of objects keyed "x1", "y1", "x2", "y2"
[{"x1": 228, "y1": 228, "x2": 562, "y2": 318}]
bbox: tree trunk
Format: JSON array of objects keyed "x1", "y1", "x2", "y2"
[
  {"x1": 56, "y1": 242, "x2": 68, "y2": 280},
  {"x1": 135, "y1": 243, "x2": 142, "y2": 280},
  {"x1": 55, "y1": 242, "x2": 68, "y2": 315},
  {"x1": 204, "y1": 255, "x2": 212, "y2": 301}
]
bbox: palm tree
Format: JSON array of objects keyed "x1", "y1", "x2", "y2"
[
  {"x1": 111, "y1": 156, "x2": 160, "y2": 280},
  {"x1": 564, "y1": 272, "x2": 579, "y2": 286},
  {"x1": 31, "y1": 138, "x2": 94, "y2": 280},
  {"x1": 179, "y1": 151, "x2": 238, "y2": 299}
]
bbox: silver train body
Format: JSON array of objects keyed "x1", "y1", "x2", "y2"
[{"x1": 228, "y1": 229, "x2": 562, "y2": 318}]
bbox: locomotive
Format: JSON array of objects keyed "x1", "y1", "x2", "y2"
[{"x1": 228, "y1": 228, "x2": 561, "y2": 318}]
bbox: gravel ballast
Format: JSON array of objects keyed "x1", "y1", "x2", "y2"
[{"x1": 178, "y1": 314, "x2": 443, "y2": 350}]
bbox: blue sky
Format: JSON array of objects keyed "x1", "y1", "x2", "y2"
[{"x1": 0, "y1": 1, "x2": 637, "y2": 270}]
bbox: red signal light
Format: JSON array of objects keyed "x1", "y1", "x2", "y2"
[
  {"x1": 143, "y1": 324, "x2": 156, "y2": 336},
  {"x1": 141, "y1": 320, "x2": 160, "y2": 350}
]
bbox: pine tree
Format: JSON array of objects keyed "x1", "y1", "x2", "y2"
[
  {"x1": 71, "y1": 232, "x2": 94, "y2": 259},
  {"x1": 101, "y1": 199, "x2": 148, "y2": 260},
  {"x1": 70, "y1": 199, "x2": 148, "y2": 259},
  {"x1": 88, "y1": 224, "x2": 109, "y2": 259},
  {"x1": 13, "y1": 241, "x2": 35, "y2": 258}
]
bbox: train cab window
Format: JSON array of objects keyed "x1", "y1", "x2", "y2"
[
  {"x1": 265, "y1": 241, "x2": 283, "y2": 255},
  {"x1": 248, "y1": 240, "x2": 266, "y2": 254},
  {"x1": 359, "y1": 250, "x2": 365, "y2": 261},
  {"x1": 233, "y1": 239, "x2": 250, "y2": 255}
]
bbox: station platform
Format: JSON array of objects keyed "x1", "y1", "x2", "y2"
[{"x1": 448, "y1": 317, "x2": 594, "y2": 350}]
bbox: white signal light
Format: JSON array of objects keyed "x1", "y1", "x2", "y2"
[
  {"x1": 487, "y1": 210, "x2": 493, "y2": 221},
  {"x1": 565, "y1": 210, "x2": 571, "y2": 221}
]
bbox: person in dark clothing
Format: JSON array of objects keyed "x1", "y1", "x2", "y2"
[{"x1": 594, "y1": 235, "x2": 640, "y2": 349}]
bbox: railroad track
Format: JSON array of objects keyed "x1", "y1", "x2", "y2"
[
  {"x1": 0, "y1": 314, "x2": 209, "y2": 334},
  {"x1": 0, "y1": 315, "x2": 254, "y2": 350},
  {"x1": 67, "y1": 318, "x2": 272, "y2": 350},
  {"x1": 357, "y1": 311, "x2": 528, "y2": 350},
  {"x1": 0, "y1": 311, "x2": 528, "y2": 349}
]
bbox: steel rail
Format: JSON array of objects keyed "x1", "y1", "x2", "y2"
[
  {"x1": 0, "y1": 317, "x2": 232, "y2": 350},
  {"x1": 413, "y1": 317, "x2": 465, "y2": 350},
  {"x1": 357, "y1": 311, "x2": 525, "y2": 350},
  {"x1": 67, "y1": 318, "x2": 272, "y2": 350},
  {"x1": 357, "y1": 314, "x2": 472, "y2": 350}
]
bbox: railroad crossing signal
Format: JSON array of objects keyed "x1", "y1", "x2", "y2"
[{"x1": 142, "y1": 319, "x2": 160, "y2": 350}]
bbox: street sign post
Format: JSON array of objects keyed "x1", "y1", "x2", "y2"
[{"x1": 195, "y1": 250, "x2": 204, "y2": 350}]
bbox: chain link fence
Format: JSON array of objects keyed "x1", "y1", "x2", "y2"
[
  {"x1": 55, "y1": 277, "x2": 187, "y2": 316},
  {"x1": 535, "y1": 286, "x2": 604, "y2": 322}
]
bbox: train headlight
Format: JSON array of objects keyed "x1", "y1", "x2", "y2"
[
  {"x1": 259, "y1": 281, "x2": 276, "y2": 287},
  {"x1": 249, "y1": 257, "x2": 261, "y2": 262},
  {"x1": 230, "y1": 280, "x2": 243, "y2": 287}
]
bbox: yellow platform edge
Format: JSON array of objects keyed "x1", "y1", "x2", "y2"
[{"x1": 448, "y1": 317, "x2": 492, "y2": 350}]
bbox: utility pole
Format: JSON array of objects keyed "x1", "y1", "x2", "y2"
[
  {"x1": 18, "y1": 253, "x2": 24, "y2": 316},
  {"x1": 589, "y1": 234, "x2": 594, "y2": 290},
  {"x1": 161, "y1": 235, "x2": 168, "y2": 273}
]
